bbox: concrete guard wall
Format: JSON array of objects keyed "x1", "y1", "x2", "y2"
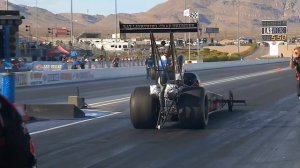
[
  {"x1": 0, "y1": 59, "x2": 289, "y2": 89},
  {"x1": 25, "y1": 104, "x2": 85, "y2": 119}
]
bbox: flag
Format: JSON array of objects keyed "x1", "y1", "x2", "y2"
[
  {"x1": 183, "y1": 9, "x2": 190, "y2": 16},
  {"x1": 190, "y1": 11, "x2": 199, "y2": 22}
]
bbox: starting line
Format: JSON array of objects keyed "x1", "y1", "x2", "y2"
[
  {"x1": 29, "y1": 110, "x2": 121, "y2": 135},
  {"x1": 83, "y1": 109, "x2": 114, "y2": 117}
]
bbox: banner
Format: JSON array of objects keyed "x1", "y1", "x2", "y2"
[
  {"x1": 190, "y1": 11, "x2": 199, "y2": 22},
  {"x1": 119, "y1": 23, "x2": 199, "y2": 33},
  {"x1": 183, "y1": 9, "x2": 190, "y2": 16}
]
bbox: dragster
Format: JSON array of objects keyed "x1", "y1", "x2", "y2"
[{"x1": 120, "y1": 22, "x2": 246, "y2": 129}]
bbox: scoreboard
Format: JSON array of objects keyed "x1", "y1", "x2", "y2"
[
  {"x1": 262, "y1": 20, "x2": 287, "y2": 27},
  {"x1": 205, "y1": 27, "x2": 219, "y2": 34},
  {"x1": 261, "y1": 27, "x2": 287, "y2": 34},
  {"x1": 261, "y1": 20, "x2": 287, "y2": 42},
  {"x1": 261, "y1": 34, "x2": 287, "y2": 41}
]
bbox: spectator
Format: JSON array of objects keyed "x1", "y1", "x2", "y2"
[
  {"x1": 290, "y1": 46, "x2": 300, "y2": 100},
  {"x1": 0, "y1": 60, "x2": 4, "y2": 72},
  {"x1": 159, "y1": 52, "x2": 172, "y2": 70},
  {"x1": 145, "y1": 56, "x2": 154, "y2": 79},
  {"x1": 160, "y1": 51, "x2": 174, "y2": 81},
  {"x1": 99, "y1": 55, "x2": 104, "y2": 62},
  {"x1": 30, "y1": 44, "x2": 36, "y2": 49},
  {"x1": 11, "y1": 59, "x2": 19, "y2": 72},
  {"x1": 177, "y1": 55, "x2": 185, "y2": 73},
  {"x1": 112, "y1": 56, "x2": 120, "y2": 67},
  {"x1": 0, "y1": 94, "x2": 37, "y2": 167},
  {"x1": 98, "y1": 55, "x2": 105, "y2": 68},
  {"x1": 20, "y1": 43, "x2": 26, "y2": 56},
  {"x1": 61, "y1": 56, "x2": 68, "y2": 70},
  {"x1": 71, "y1": 57, "x2": 79, "y2": 69},
  {"x1": 79, "y1": 57, "x2": 86, "y2": 69}
]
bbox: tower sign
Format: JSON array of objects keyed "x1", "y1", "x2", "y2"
[
  {"x1": 261, "y1": 20, "x2": 287, "y2": 42},
  {"x1": 261, "y1": 20, "x2": 287, "y2": 56}
]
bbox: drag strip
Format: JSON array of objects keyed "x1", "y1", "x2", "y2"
[
  {"x1": 18, "y1": 62, "x2": 300, "y2": 168},
  {"x1": 26, "y1": 65, "x2": 290, "y2": 136}
]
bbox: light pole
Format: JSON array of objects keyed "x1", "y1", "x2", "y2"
[
  {"x1": 48, "y1": 28, "x2": 54, "y2": 44},
  {"x1": 6, "y1": 0, "x2": 8, "y2": 10},
  {"x1": 25, "y1": 25, "x2": 31, "y2": 40},
  {"x1": 188, "y1": 14, "x2": 191, "y2": 61},
  {"x1": 71, "y1": 0, "x2": 74, "y2": 47},
  {"x1": 115, "y1": 0, "x2": 118, "y2": 56},
  {"x1": 237, "y1": 0, "x2": 240, "y2": 59},
  {"x1": 35, "y1": 0, "x2": 38, "y2": 42},
  {"x1": 184, "y1": 0, "x2": 186, "y2": 45}
]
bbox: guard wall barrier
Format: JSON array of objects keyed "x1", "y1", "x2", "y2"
[{"x1": 0, "y1": 59, "x2": 289, "y2": 93}]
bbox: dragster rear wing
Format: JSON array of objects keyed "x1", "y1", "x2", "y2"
[
  {"x1": 119, "y1": 22, "x2": 199, "y2": 85},
  {"x1": 119, "y1": 22, "x2": 198, "y2": 33}
]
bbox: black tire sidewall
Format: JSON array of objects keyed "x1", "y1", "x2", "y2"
[
  {"x1": 130, "y1": 87, "x2": 159, "y2": 129},
  {"x1": 178, "y1": 87, "x2": 208, "y2": 129}
]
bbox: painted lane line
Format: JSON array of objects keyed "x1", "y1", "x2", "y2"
[
  {"x1": 89, "y1": 98, "x2": 130, "y2": 108},
  {"x1": 202, "y1": 67, "x2": 289, "y2": 86},
  {"x1": 83, "y1": 109, "x2": 115, "y2": 112},
  {"x1": 88, "y1": 97, "x2": 130, "y2": 106},
  {"x1": 30, "y1": 112, "x2": 121, "y2": 135}
]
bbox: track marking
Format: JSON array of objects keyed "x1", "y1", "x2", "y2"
[
  {"x1": 89, "y1": 97, "x2": 130, "y2": 108},
  {"x1": 30, "y1": 112, "x2": 120, "y2": 135},
  {"x1": 202, "y1": 67, "x2": 289, "y2": 86}
]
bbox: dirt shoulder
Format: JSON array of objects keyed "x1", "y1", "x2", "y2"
[{"x1": 203, "y1": 45, "x2": 250, "y2": 55}]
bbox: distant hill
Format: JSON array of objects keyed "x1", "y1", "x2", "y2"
[{"x1": 1, "y1": 0, "x2": 300, "y2": 40}]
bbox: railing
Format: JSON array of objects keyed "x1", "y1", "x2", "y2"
[{"x1": 0, "y1": 60, "x2": 145, "y2": 72}]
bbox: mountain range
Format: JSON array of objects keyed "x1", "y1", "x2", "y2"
[{"x1": 1, "y1": 0, "x2": 300, "y2": 40}]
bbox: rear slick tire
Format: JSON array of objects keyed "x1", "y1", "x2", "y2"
[
  {"x1": 130, "y1": 87, "x2": 159, "y2": 129},
  {"x1": 178, "y1": 87, "x2": 208, "y2": 129}
]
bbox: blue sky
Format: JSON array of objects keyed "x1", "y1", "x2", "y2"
[{"x1": 8, "y1": 0, "x2": 167, "y2": 15}]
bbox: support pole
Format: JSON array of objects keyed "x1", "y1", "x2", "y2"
[
  {"x1": 2, "y1": 25, "x2": 15, "y2": 103},
  {"x1": 1, "y1": 72, "x2": 15, "y2": 103},
  {"x1": 0, "y1": 11, "x2": 23, "y2": 103},
  {"x1": 3, "y1": 25, "x2": 11, "y2": 69}
]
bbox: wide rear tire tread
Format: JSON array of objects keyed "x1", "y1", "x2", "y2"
[
  {"x1": 178, "y1": 87, "x2": 208, "y2": 129},
  {"x1": 130, "y1": 87, "x2": 159, "y2": 129}
]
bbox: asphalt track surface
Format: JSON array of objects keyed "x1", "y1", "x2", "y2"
[
  {"x1": 244, "y1": 45, "x2": 269, "y2": 60},
  {"x1": 16, "y1": 61, "x2": 300, "y2": 168}
]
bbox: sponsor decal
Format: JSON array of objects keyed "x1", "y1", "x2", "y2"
[
  {"x1": 30, "y1": 72, "x2": 44, "y2": 85},
  {"x1": 32, "y1": 63, "x2": 63, "y2": 71},
  {"x1": 30, "y1": 72, "x2": 43, "y2": 80},
  {"x1": 47, "y1": 74, "x2": 60, "y2": 82},
  {"x1": 60, "y1": 73, "x2": 72, "y2": 80},
  {"x1": 34, "y1": 64, "x2": 44, "y2": 71}
]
